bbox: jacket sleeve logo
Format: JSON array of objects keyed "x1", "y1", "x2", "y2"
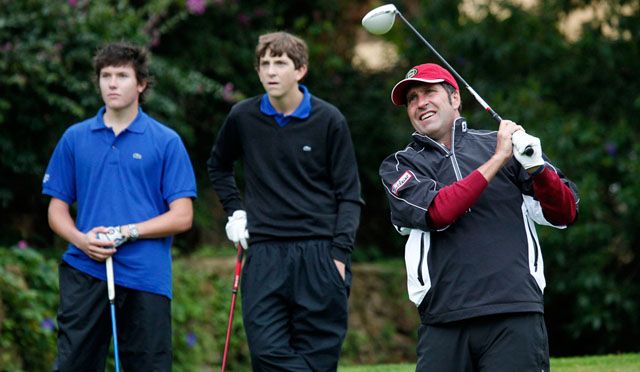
[{"x1": 391, "y1": 171, "x2": 413, "y2": 195}]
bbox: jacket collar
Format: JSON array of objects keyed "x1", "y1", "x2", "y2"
[{"x1": 412, "y1": 117, "x2": 468, "y2": 151}]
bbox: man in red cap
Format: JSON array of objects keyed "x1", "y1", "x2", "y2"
[{"x1": 379, "y1": 63, "x2": 579, "y2": 371}]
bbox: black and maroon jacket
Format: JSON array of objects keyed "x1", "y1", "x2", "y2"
[{"x1": 379, "y1": 117, "x2": 579, "y2": 324}]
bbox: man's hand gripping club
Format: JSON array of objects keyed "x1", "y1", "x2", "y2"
[{"x1": 512, "y1": 130, "x2": 545, "y2": 173}]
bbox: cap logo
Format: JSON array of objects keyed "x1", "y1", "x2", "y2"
[{"x1": 406, "y1": 68, "x2": 418, "y2": 79}]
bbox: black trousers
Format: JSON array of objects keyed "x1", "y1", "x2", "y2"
[
  {"x1": 241, "y1": 239, "x2": 351, "y2": 372},
  {"x1": 416, "y1": 312, "x2": 550, "y2": 372},
  {"x1": 52, "y1": 261, "x2": 172, "y2": 372}
]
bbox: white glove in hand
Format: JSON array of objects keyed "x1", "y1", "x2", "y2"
[
  {"x1": 512, "y1": 130, "x2": 544, "y2": 171},
  {"x1": 225, "y1": 210, "x2": 249, "y2": 249},
  {"x1": 97, "y1": 226, "x2": 128, "y2": 248}
]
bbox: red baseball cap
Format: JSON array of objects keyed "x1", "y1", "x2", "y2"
[{"x1": 391, "y1": 63, "x2": 459, "y2": 105}]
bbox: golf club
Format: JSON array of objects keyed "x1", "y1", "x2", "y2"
[
  {"x1": 106, "y1": 256, "x2": 121, "y2": 372},
  {"x1": 221, "y1": 243, "x2": 245, "y2": 372},
  {"x1": 362, "y1": 4, "x2": 533, "y2": 156}
]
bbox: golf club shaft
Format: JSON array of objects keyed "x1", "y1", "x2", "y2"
[
  {"x1": 110, "y1": 301, "x2": 120, "y2": 372},
  {"x1": 395, "y1": 12, "x2": 500, "y2": 121},
  {"x1": 222, "y1": 243, "x2": 244, "y2": 372},
  {"x1": 106, "y1": 256, "x2": 120, "y2": 372},
  {"x1": 395, "y1": 11, "x2": 533, "y2": 155}
]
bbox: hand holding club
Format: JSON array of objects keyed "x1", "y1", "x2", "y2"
[
  {"x1": 225, "y1": 210, "x2": 249, "y2": 249},
  {"x1": 512, "y1": 130, "x2": 544, "y2": 171}
]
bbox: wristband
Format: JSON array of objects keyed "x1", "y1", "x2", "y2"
[
  {"x1": 530, "y1": 163, "x2": 546, "y2": 176},
  {"x1": 128, "y1": 224, "x2": 139, "y2": 241}
]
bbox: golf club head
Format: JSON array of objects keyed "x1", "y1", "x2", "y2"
[{"x1": 362, "y1": 4, "x2": 398, "y2": 35}]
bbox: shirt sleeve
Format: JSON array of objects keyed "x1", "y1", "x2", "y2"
[
  {"x1": 531, "y1": 166, "x2": 577, "y2": 225},
  {"x1": 379, "y1": 149, "x2": 438, "y2": 232},
  {"x1": 428, "y1": 170, "x2": 488, "y2": 229},
  {"x1": 207, "y1": 113, "x2": 244, "y2": 216},
  {"x1": 328, "y1": 115, "x2": 363, "y2": 263},
  {"x1": 42, "y1": 131, "x2": 76, "y2": 204},
  {"x1": 162, "y1": 136, "x2": 197, "y2": 203}
]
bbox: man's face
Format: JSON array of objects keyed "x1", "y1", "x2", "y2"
[
  {"x1": 406, "y1": 83, "x2": 460, "y2": 144},
  {"x1": 99, "y1": 64, "x2": 146, "y2": 112},
  {"x1": 257, "y1": 49, "x2": 307, "y2": 100}
]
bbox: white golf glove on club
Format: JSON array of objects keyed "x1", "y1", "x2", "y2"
[
  {"x1": 97, "y1": 226, "x2": 128, "y2": 248},
  {"x1": 512, "y1": 130, "x2": 544, "y2": 171},
  {"x1": 225, "y1": 210, "x2": 249, "y2": 249}
]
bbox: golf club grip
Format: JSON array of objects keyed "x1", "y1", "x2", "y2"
[
  {"x1": 106, "y1": 256, "x2": 115, "y2": 301},
  {"x1": 490, "y1": 109, "x2": 534, "y2": 156}
]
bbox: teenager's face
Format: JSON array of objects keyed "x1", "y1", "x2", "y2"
[
  {"x1": 406, "y1": 83, "x2": 460, "y2": 143},
  {"x1": 99, "y1": 64, "x2": 146, "y2": 112},
  {"x1": 257, "y1": 49, "x2": 307, "y2": 100}
]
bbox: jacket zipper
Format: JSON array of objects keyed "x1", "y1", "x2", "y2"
[
  {"x1": 526, "y1": 220, "x2": 539, "y2": 272},
  {"x1": 417, "y1": 232, "x2": 425, "y2": 285}
]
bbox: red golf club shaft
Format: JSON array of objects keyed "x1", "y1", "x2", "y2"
[{"x1": 222, "y1": 243, "x2": 244, "y2": 372}]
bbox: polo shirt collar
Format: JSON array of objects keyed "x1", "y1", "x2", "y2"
[
  {"x1": 90, "y1": 106, "x2": 147, "y2": 133},
  {"x1": 260, "y1": 85, "x2": 312, "y2": 127}
]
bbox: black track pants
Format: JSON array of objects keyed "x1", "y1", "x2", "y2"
[
  {"x1": 52, "y1": 261, "x2": 172, "y2": 372},
  {"x1": 241, "y1": 239, "x2": 350, "y2": 372},
  {"x1": 415, "y1": 312, "x2": 550, "y2": 372}
]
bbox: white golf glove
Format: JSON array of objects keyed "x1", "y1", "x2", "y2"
[
  {"x1": 225, "y1": 210, "x2": 249, "y2": 249},
  {"x1": 512, "y1": 130, "x2": 544, "y2": 171},
  {"x1": 97, "y1": 226, "x2": 128, "y2": 248}
]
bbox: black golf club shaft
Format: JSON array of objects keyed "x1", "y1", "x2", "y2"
[{"x1": 395, "y1": 11, "x2": 533, "y2": 156}]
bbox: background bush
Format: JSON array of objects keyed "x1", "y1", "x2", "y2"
[
  {"x1": 0, "y1": 246, "x2": 416, "y2": 371},
  {"x1": 1, "y1": 0, "x2": 639, "y2": 361}
]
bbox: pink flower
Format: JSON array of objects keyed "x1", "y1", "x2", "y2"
[
  {"x1": 237, "y1": 13, "x2": 249, "y2": 26},
  {"x1": 18, "y1": 240, "x2": 28, "y2": 249},
  {"x1": 68, "y1": 0, "x2": 78, "y2": 7},
  {"x1": 1, "y1": 42, "x2": 11, "y2": 52},
  {"x1": 151, "y1": 29, "x2": 161, "y2": 46},
  {"x1": 186, "y1": 0, "x2": 206, "y2": 15},
  {"x1": 221, "y1": 82, "x2": 237, "y2": 103}
]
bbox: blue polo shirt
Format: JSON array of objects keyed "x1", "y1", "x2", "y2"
[
  {"x1": 260, "y1": 84, "x2": 311, "y2": 126},
  {"x1": 42, "y1": 107, "x2": 197, "y2": 299}
]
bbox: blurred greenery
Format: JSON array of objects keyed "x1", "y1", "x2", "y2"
[
  {"x1": 337, "y1": 353, "x2": 640, "y2": 372},
  {"x1": 1, "y1": 0, "x2": 639, "y2": 364}
]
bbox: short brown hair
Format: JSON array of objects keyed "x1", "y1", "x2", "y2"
[
  {"x1": 94, "y1": 42, "x2": 153, "y2": 103},
  {"x1": 255, "y1": 32, "x2": 308, "y2": 70}
]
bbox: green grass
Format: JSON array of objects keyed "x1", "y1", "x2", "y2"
[{"x1": 338, "y1": 353, "x2": 640, "y2": 372}]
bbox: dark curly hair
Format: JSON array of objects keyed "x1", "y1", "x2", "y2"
[{"x1": 93, "y1": 42, "x2": 153, "y2": 103}]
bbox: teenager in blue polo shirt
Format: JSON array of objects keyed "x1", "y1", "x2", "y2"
[
  {"x1": 42, "y1": 42, "x2": 196, "y2": 372},
  {"x1": 208, "y1": 32, "x2": 363, "y2": 371}
]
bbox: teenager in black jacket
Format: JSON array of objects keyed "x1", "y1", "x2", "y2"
[{"x1": 208, "y1": 32, "x2": 362, "y2": 372}]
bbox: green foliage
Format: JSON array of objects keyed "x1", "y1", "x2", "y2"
[
  {"x1": 0, "y1": 0, "x2": 225, "y2": 247},
  {"x1": 171, "y1": 257, "x2": 250, "y2": 372},
  {"x1": 337, "y1": 353, "x2": 640, "y2": 372},
  {"x1": 2, "y1": 0, "x2": 640, "y2": 359},
  {"x1": 0, "y1": 245, "x2": 58, "y2": 371}
]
